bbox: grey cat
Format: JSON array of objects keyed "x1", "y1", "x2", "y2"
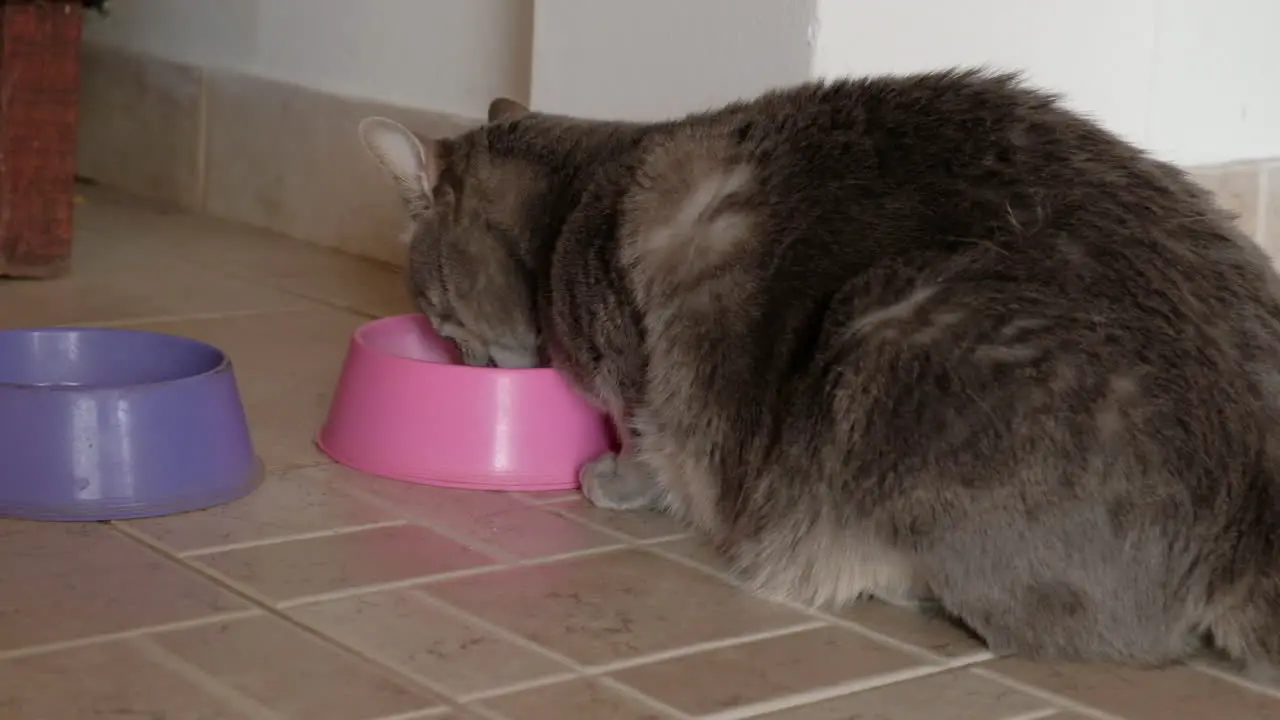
[{"x1": 358, "y1": 69, "x2": 1280, "y2": 671}]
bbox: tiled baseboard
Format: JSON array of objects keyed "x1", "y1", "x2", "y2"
[
  {"x1": 1187, "y1": 161, "x2": 1278, "y2": 257},
  {"x1": 76, "y1": 44, "x2": 476, "y2": 267},
  {"x1": 76, "y1": 44, "x2": 1280, "y2": 268}
]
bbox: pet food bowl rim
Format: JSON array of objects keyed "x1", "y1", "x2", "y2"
[
  {"x1": 0, "y1": 325, "x2": 232, "y2": 391},
  {"x1": 352, "y1": 314, "x2": 556, "y2": 377}
]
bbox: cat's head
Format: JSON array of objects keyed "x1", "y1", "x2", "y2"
[{"x1": 358, "y1": 98, "x2": 543, "y2": 368}]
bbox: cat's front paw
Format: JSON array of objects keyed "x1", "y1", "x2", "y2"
[{"x1": 579, "y1": 452, "x2": 662, "y2": 511}]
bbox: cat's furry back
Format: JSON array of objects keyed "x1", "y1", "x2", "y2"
[{"x1": 358, "y1": 69, "x2": 1280, "y2": 670}]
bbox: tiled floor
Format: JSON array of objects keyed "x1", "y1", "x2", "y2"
[{"x1": 2, "y1": 189, "x2": 1279, "y2": 719}]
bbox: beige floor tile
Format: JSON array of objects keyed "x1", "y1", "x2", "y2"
[
  {"x1": 84, "y1": 187, "x2": 416, "y2": 318},
  {"x1": 0, "y1": 264, "x2": 310, "y2": 330},
  {"x1": 521, "y1": 489, "x2": 588, "y2": 505},
  {"x1": 832, "y1": 600, "x2": 989, "y2": 659},
  {"x1": 424, "y1": 549, "x2": 810, "y2": 667},
  {"x1": 610, "y1": 625, "x2": 929, "y2": 716},
  {"x1": 752, "y1": 670, "x2": 1056, "y2": 720},
  {"x1": 0, "y1": 201, "x2": 311, "y2": 329},
  {"x1": 479, "y1": 678, "x2": 676, "y2": 720},
  {"x1": 0, "y1": 521, "x2": 246, "y2": 652},
  {"x1": 334, "y1": 466, "x2": 531, "y2": 515},
  {"x1": 1198, "y1": 654, "x2": 1280, "y2": 694},
  {"x1": 121, "y1": 464, "x2": 401, "y2": 553},
  {"x1": 546, "y1": 498, "x2": 687, "y2": 541},
  {"x1": 986, "y1": 657, "x2": 1280, "y2": 720},
  {"x1": 150, "y1": 613, "x2": 443, "y2": 719},
  {"x1": 429, "y1": 504, "x2": 622, "y2": 561},
  {"x1": 291, "y1": 588, "x2": 572, "y2": 698},
  {"x1": 333, "y1": 469, "x2": 623, "y2": 559},
  {"x1": 77, "y1": 188, "x2": 416, "y2": 318},
  {"x1": 0, "y1": 639, "x2": 249, "y2": 718},
  {"x1": 192, "y1": 523, "x2": 498, "y2": 603},
  {"x1": 118, "y1": 307, "x2": 369, "y2": 470},
  {"x1": 650, "y1": 535, "x2": 732, "y2": 572}
]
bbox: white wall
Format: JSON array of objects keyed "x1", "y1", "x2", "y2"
[
  {"x1": 83, "y1": 0, "x2": 533, "y2": 117},
  {"x1": 812, "y1": 0, "x2": 1280, "y2": 166},
  {"x1": 85, "y1": 0, "x2": 1279, "y2": 166},
  {"x1": 529, "y1": 0, "x2": 817, "y2": 121},
  {"x1": 1146, "y1": 0, "x2": 1280, "y2": 166}
]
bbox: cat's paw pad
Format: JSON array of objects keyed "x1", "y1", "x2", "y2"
[{"x1": 579, "y1": 453, "x2": 658, "y2": 511}]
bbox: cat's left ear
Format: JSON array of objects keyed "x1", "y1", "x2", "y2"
[
  {"x1": 488, "y1": 97, "x2": 530, "y2": 123},
  {"x1": 358, "y1": 116, "x2": 443, "y2": 212}
]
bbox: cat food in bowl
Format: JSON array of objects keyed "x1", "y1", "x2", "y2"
[
  {"x1": 317, "y1": 314, "x2": 612, "y2": 491},
  {"x1": 0, "y1": 327, "x2": 262, "y2": 521}
]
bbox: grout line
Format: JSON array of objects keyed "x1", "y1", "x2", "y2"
[
  {"x1": 263, "y1": 285, "x2": 386, "y2": 321},
  {"x1": 537, "y1": 502, "x2": 691, "y2": 547},
  {"x1": 341, "y1": 480, "x2": 644, "y2": 564},
  {"x1": 132, "y1": 636, "x2": 284, "y2": 720},
  {"x1": 819, "y1": 610, "x2": 987, "y2": 667},
  {"x1": 330, "y1": 486, "x2": 523, "y2": 564},
  {"x1": 277, "y1": 545, "x2": 681, "y2": 611},
  {"x1": 941, "y1": 650, "x2": 998, "y2": 670},
  {"x1": 75, "y1": 305, "x2": 317, "y2": 329},
  {"x1": 594, "y1": 676, "x2": 697, "y2": 720},
  {"x1": 281, "y1": 587, "x2": 577, "y2": 709},
  {"x1": 462, "y1": 704, "x2": 510, "y2": 720},
  {"x1": 406, "y1": 589, "x2": 694, "y2": 718},
  {"x1": 1189, "y1": 659, "x2": 1280, "y2": 701},
  {"x1": 408, "y1": 586, "x2": 877, "y2": 719},
  {"x1": 642, "y1": 541, "x2": 964, "y2": 667},
  {"x1": 701, "y1": 664, "x2": 961, "y2": 720},
  {"x1": 455, "y1": 672, "x2": 582, "y2": 705},
  {"x1": 0, "y1": 609, "x2": 263, "y2": 662},
  {"x1": 102, "y1": 462, "x2": 1072, "y2": 720},
  {"x1": 273, "y1": 457, "x2": 342, "y2": 473},
  {"x1": 176, "y1": 520, "x2": 411, "y2": 557},
  {"x1": 417, "y1": 544, "x2": 630, "y2": 579},
  {"x1": 372, "y1": 709, "x2": 458, "y2": 720},
  {"x1": 274, "y1": 564, "x2": 508, "y2": 610},
  {"x1": 516, "y1": 491, "x2": 587, "y2": 506},
  {"x1": 587, "y1": 622, "x2": 828, "y2": 675},
  {"x1": 459, "y1": 677, "x2": 586, "y2": 705},
  {"x1": 636, "y1": 532, "x2": 694, "y2": 544},
  {"x1": 112, "y1": 523, "x2": 280, "y2": 608},
  {"x1": 503, "y1": 540, "x2": 634, "y2": 566},
  {"x1": 107, "y1": 521, "x2": 479, "y2": 718},
  {"x1": 1002, "y1": 709, "x2": 1067, "y2": 720},
  {"x1": 403, "y1": 590, "x2": 590, "y2": 674},
  {"x1": 971, "y1": 667, "x2": 1123, "y2": 720},
  {"x1": 273, "y1": 540, "x2": 674, "y2": 611}
]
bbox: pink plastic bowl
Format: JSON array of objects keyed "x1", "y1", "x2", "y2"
[{"x1": 317, "y1": 314, "x2": 613, "y2": 491}]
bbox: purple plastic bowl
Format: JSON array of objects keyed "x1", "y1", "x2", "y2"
[{"x1": 0, "y1": 327, "x2": 262, "y2": 521}]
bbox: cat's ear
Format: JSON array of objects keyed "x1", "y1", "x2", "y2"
[
  {"x1": 358, "y1": 116, "x2": 442, "y2": 210},
  {"x1": 488, "y1": 97, "x2": 530, "y2": 123}
]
